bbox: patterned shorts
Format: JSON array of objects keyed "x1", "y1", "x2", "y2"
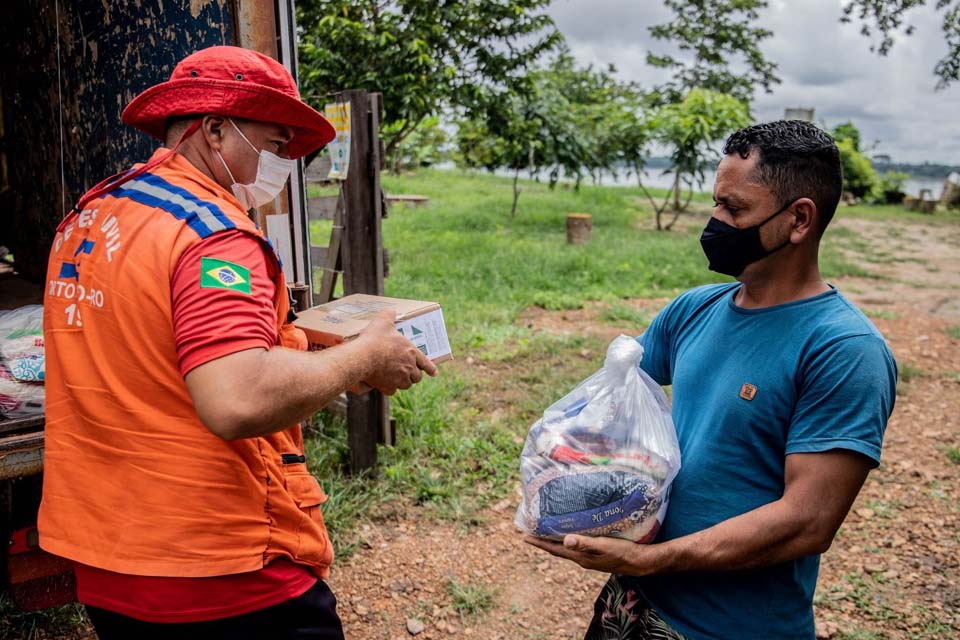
[{"x1": 584, "y1": 575, "x2": 685, "y2": 640}]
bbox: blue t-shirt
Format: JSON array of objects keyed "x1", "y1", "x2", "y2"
[{"x1": 633, "y1": 283, "x2": 896, "y2": 640}]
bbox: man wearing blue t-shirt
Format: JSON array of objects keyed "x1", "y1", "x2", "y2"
[{"x1": 526, "y1": 120, "x2": 897, "y2": 639}]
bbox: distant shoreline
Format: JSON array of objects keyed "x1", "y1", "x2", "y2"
[
  {"x1": 641, "y1": 156, "x2": 959, "y2": 181},
  {"x1": 475, "y1": 164, "x2": 954, "y2": 198},
  {"x1": 869, "y1": 162, "x2": 959, "y2": 181}
]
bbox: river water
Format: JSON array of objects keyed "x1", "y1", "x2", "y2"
[
  {"x1": 485, "y1": 166, "x2": 951, "y2": 199},
  {"x1": 625, "y1": 169, "x2": 949, "y2": 199}
]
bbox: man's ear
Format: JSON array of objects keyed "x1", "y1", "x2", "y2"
[
  {"x1": 201, "y1": 115, "x2": 227, "y2": 151},
  {"x1": 790, "y1": 198, "x2": 818, "y2": 242}
]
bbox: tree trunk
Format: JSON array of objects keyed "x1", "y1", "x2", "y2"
[
  {"x1": 664, "y1": 187, "x2": 695, "y2": 230},
  {"x1": 672, "y1": 172, "x2": 681, "y2": 212},
  {"x1": 511, "y1": 166, "x2": 521, "y2": 218},
  {"x1": 566, "y1": 214, "x2": 592, "y2": 244},
  {"x1": 636, "y1": 162, "x2": 670, "y2": 231},
  {"x1": 383, "y1": 116, "x2": 424, "y2": 174},
  {"x1": 392, "y1": 141, "x2": 403, "y2": 174}
]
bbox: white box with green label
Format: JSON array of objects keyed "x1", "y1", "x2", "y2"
[{"x1": 294, "y1": 294, "x2": 452, "y2": 364}]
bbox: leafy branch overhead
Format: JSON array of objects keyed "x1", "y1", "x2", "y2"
[
  {"x1": 646, "y1": 89, "x2": 751, "y2": 229},
  {"x1": 297, "y1": 0, "x2": 563, "y2": 159},
  {"x1": 646, "y1": 0, "x2": 781, "y2": 104},
  {"x1": 455, "y1": 52, "x2": 645, "y2": 217},
  {"x1": 299, "y1": 1, "x2": 761, "y2": 222},
  {"x1": 841, "y1": 0, "x2": 960, "y2": 88}
]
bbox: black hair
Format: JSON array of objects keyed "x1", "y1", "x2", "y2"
[
  {"x1": 163, "y1": 115, "x2": 203, "y2": 142},
  {"x1": 164, "y1": 115, "x2": 202, "y2": 130},
  {"x1": 723, "y1": 120, "x2": 843, "y2": 232}
]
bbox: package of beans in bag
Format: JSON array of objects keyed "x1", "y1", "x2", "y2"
[
  {"x1": 0, "y1": 305, "x2": 45, "y2": 419},
  {"x1": 516, "y1": 335, "x2": 680, "y2": 542},
  {"x1": 0, "y1": 305, "x2": 44, "y2": 382}
]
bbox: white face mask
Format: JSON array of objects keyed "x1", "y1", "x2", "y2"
[{"x1": 216, "y1": 119, "x2": 296, "y2": 209}]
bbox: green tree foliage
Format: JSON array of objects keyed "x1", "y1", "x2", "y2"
[
  {"x1": 831, "y1": 121, "x2": 879, "y2": 200},
  {"x1": 455, "y1": 53, "x2": 649, "y2": 217},
  {"x1": 615, "y1": 101, "x2": 655, "y2": 191},
  {"x1": 648, "y1": 89, "x2": 751, "y2": 229},
  {"x1": 832, "y1": 121, "x2": 863, "y2": 152},
  {"x1": 871, "y1": 170, "x2": 910, "y2": 204},
  {"x1": 454, "y1": 67, "x2": 586, "y2": 218},
  {"x1": 395, "y1": 116, "x2": 450, "y2": 170},
  {"x1": 841, "y1": 0, "x2": 960, "y2": 88},
  {"x1": 536, "y1": 54, "x2": 649, "y2": 187},
  {"x1": 454, "y1": 94, "x2": 545, "y2": 218},
  {"x1": 456, "y1": 74, "x2": 751, "y2": 227},
  {"x1": 646, "y1": 0, "x2": 781, "y2": 105},
  {"x1": 836, "y1": 138, "x2": 879, "y2": 199},
  {"x1": 297, "y1": 0, "x2": 562, "y2": 162}
]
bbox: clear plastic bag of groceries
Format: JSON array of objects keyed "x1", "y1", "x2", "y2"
[
  {"x1": 516, "y1": 335, "x2": 680, "y2": 542},
  {"x1": 0, "y1": 305, "x2": 45, "y2": 419},
  {"x1": 0, "y1": 306, "x2": 44, "y2": 382}
]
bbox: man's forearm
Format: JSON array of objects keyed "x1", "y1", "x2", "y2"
[
  {"x1": 527, "y1": 451, "x2": 869, "y2": 578},
  {"x1": 246, "y1": 343, "x2": 377, "y2": 436},
  {"x1": 626, "y1": 498, "x2": 832, "y2": 576},
  {"x1": 191, "y1": 340, "x2": 379, "y2": 440},
  {"x1": 187, "y1": 309, "x2": 436, "y2": 441}
]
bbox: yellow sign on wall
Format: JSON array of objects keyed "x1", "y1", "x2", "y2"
[{"x1": 323, "y1": 102, "x2": 351, "y2": 180}]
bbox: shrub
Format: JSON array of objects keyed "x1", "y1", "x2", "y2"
[
  {"x1": 837, "y1": 138, "x2": 877, "y2": 200},
  {"x1": 870, "y1": 170, "x2": 909, "y2": 204}
]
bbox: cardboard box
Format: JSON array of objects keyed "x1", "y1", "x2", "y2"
[{"x1": 295, "y1": 294, "x2": 452, "y2": 364}]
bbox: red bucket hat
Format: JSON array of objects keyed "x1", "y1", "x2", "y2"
[{"x1": 122, "y1": 46, "x2": 335, "y2": 159}]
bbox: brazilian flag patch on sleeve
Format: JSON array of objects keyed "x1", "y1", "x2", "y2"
[{"x1": 200, "y1": 257, "x2": 252, "y2": 295}]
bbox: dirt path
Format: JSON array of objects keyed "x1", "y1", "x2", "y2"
[
  {"x1": 327, "y1": 215, "x2": 960, "y2": 640},
  {"x1": 830, "y1": 217, "x2": 960, "y2": 319}
]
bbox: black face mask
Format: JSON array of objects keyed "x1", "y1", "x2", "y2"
[{"x1": 699, "y1": 202, "x2": 793, "y2": 277}]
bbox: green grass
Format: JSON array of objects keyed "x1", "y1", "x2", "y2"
[
  {"x1": 836, "y1": 202, "x2": 960, "y2": 226},
  {"x1": 865, "y1": 498, "x2": 900, "y2": 519},
  {"x1": 306, "y1": 169, "x2": 738, "y2": 550},
  {"x1": 0, "y1": 595, "x2": 89, "y2": 640},
  {"x1": 803, "y1": 229, "x2": 876, "y2": 278},
  {"x1": 863, "y1": 308, "x2": 899, "y2": 321},
  {"x1": 311, "y1": 169, "x2": 874, "y2": 347},
  {"x1": 377, "y1": 170, "x2": 726, "y2": 345},
  {"x1": 600, "y1": 303, "x2": 651, "y2": 327},
  {"x1": 820, "y1": 226, "x2": 891, "y2": 278},
  {"x1": 447, "y1": 577, "x2": 496, "y2": 617},
  {"x1": 946, "y1": 447, "x2": 960, "y2": 465},
  {"x1": 10, "y1": 168, "x2": 948, "y2": 637},
  {"x1": 307, "y1": 332, "x2": 608, "y2": 557},
  {"x1": 302, "y1": 369, "x2": 507, "y2": 551},
  {"x1": 946, "y1": 325, "x2": 960, "y2": 340},
  {"x1": 835, "y1": 632, "x2": 888, "y2": 640},
  {"x1": 839, "y1": 572, "x2": 898, "y2": 622},
  {"x1": 898, "y1": 362, "x2": 929, "y2": 383},
  {"x1": 302, "y1": 168, "x2": 952, "y2": 555},
  {"x1": 531, "y1": 291, "x2": 584, "y2": 310}
]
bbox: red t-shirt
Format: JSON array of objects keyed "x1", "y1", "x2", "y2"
[
  {"x1": 74, "y1": 559, "x2": 317, "y2": 623},
  {"x1": 74, "y1": 230, "x2": 317, "y2": 622}
]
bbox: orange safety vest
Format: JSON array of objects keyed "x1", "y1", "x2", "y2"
[{"x1": 38, "y1": 149, "x2": 334, "y2": 578}]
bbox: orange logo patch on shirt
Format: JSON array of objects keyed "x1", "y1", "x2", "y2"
[{"x1": 739, "y1": 383, "x2": 758, "y2": 401}]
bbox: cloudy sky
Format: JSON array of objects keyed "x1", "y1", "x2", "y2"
[{"x1": 547, "y1": 0, "x2": 959, "y2": 164}]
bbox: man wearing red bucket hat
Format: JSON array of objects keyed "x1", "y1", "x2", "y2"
[{"x1": 38, "y1": 46, "x2": 436, "y2": 639}]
